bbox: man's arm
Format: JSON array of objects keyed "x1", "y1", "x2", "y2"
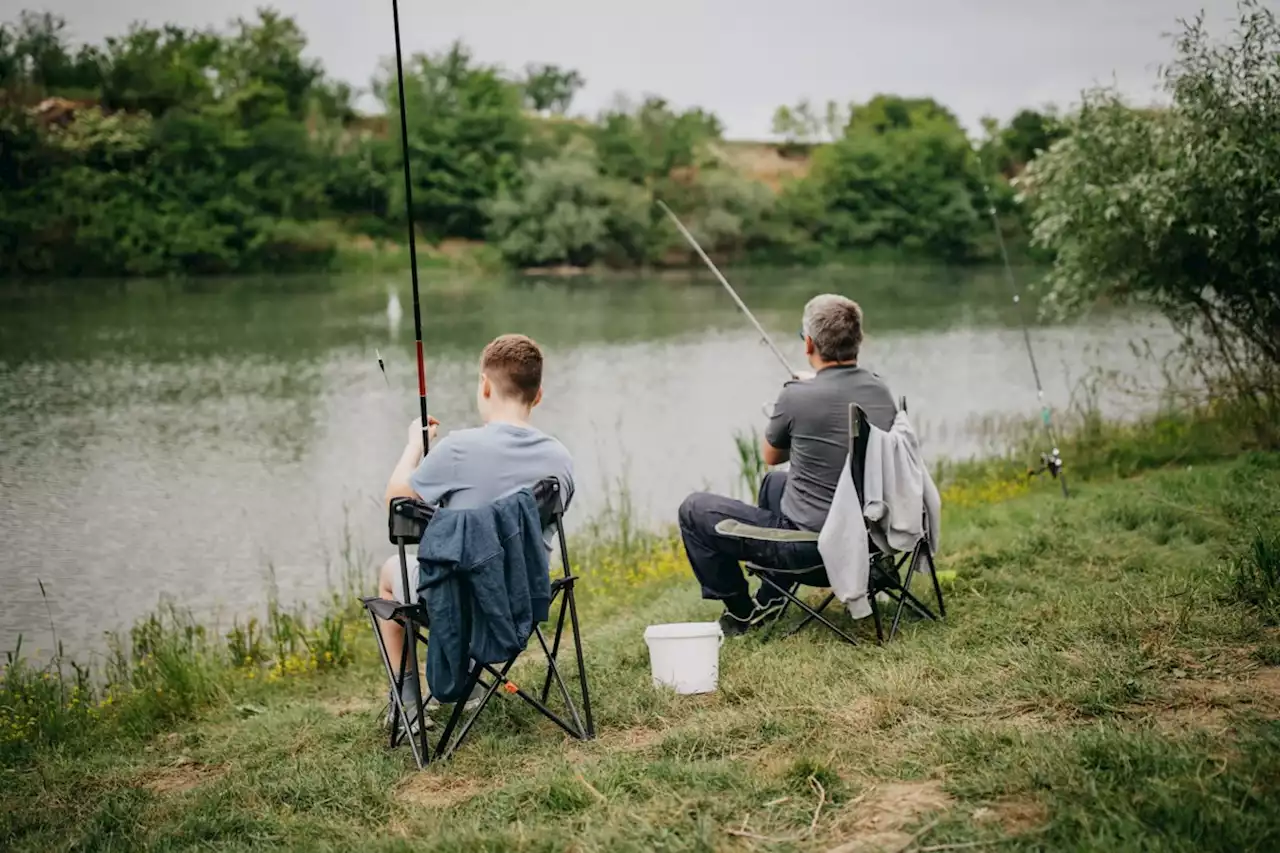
[
  {"x1": 762, "y1": 439, "x2": 790, "y2": 466},
  {"x1": 762, "y1": 385, "x2": 794, "y2": 466},
  {"x1": 384, "y1": 417, "x2": 439, "y2": 507},
  {"x1": 384, "y1": 442, "x2": 424, "y2": 506}
]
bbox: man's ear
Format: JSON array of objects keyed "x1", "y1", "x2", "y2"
[
  {"x1": 531, "y1": 387, "x2": 543, "y2": 408},
  {"x1": 804, "y1": 335, "x2": 816, "y2": 357},
  {"x1": 480, "y1": 372, "x2": 492, "y2": 399}
]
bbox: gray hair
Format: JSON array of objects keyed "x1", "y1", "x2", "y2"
[{"x1": 802, "y1": 294, "x2": 864, "y2": 363}]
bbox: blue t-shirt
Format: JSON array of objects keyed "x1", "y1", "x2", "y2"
[{"x1": 409, "y1": 422, "x2": 575, "y2": 525}]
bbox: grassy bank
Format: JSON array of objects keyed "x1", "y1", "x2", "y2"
[{"x1": 3, "y1": 409, "x2": 1279, "y2": 851}]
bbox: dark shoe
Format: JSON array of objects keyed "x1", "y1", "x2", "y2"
[
  {"x1": 871, "y1": 554, "x2": 901, "y2": 590},
  {"x1": 718, "y1": 599, "x2": 786, "y2": 637}
]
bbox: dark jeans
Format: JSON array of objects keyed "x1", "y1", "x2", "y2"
[{"x1": 678, "y1": 471, "x2": 829, "y2": 606}]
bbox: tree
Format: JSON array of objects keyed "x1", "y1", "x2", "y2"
[
  {"x1": 98, "y1": 24, "x2": 221, "y2": 116},
  {"x1": 378, "y1": 41, "x2": 527, "y2": 240},
  {"x1": 1024, "y1": 0, "x2": 1280, "y2": 386},
  {"x1": 980, "y1": 108, "x2": 1066, "y2": 177},
  {"x1": 0, "y1": 8, "x2": 342, "y2": 277},
  {"x1": 771, "y1": 98, "x2": 847, "y2": 151},
  {"x1": 846, "y1": 94, "x2": 958, "y2": 135},
  {"x1": 778, "y1": 94, "x2": 985, "y2": 261},
  {"x1": 522, "y1": 63, "x2": 583, "y2": 115},
  {"x1": 593, "y1": 96, "x2": 722, "y2": 184},
  {"x1": 1, "y1": 12, "x2": 101, "y2": 96},
  {"x1": 485, "y1": 137, "x2": 648, "y2": 268}
]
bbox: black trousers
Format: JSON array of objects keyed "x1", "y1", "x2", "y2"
[{"x1": 678, "y1": 471, "x2": 828, "y2": 605}]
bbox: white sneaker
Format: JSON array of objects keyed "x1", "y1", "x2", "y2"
[{"x1": 425, "y1": 683, "x2": 487, "y2": 712}]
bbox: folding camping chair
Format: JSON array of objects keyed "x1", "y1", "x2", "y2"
[
  {"x1": 360, "y1": 477, "x2": 594, "y2": 768},
  {"x1": 717, "y1": 400, "x2": 945, "y2": 645}
]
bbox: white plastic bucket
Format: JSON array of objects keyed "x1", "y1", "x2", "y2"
[{"x1": 643, "y1": 622, "x2": 724, "y2": 694}]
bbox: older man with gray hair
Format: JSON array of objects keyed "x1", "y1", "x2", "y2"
[{"x1": 678, "y1": 293, "x2": 897, "y2": 636}]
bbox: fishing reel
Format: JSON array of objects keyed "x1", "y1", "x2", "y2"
[
  {"x1": 1027, "y1": 446, "x2": 1064, "y2": 480},
  {"x1": 1027, "y1": 447, "x2": 1069, "y2": 497}
]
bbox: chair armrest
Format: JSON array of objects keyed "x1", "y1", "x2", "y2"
[{"x1": 714, "y1": 519, "x2": 820, "y2": 543}]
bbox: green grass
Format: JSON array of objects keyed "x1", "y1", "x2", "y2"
[{"x1": 3, "y1": 449, "x2": 1279, "y2": 850}]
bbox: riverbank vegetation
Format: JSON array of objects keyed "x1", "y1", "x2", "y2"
[
  {"x1": 1, "y1": 5, "x2": 1077, "y2": 278},
  {"x1": 1024, "y1": 0, "x2": 1279, "y2": 433},
  {"x1": 4, "y1": 5, "x2": 1272, "y2": 280},
  {"x1": 2, "y1": 396, "x2": 1278, "y2": 850}
]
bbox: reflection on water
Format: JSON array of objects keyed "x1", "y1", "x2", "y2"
[{"x1": 0, "y1": 267, "x2": 1177, "y2": 654}]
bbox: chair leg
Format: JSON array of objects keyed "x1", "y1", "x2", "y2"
[
  {"x1": 925, "y1": 547, "x2": 946, "y2": 618},
  {"x1": 366, "y1": 606, "x2": 429, "y2": 769},
  {"x1": 870, "y1": 593, "x2": 885, "y2": 646},
  {"x1": 539, "y1": 587, "x2": 570, "y2": 705},
  {"x1": 782, "y1": 592, "x2": 835, "y2": 639},
  {"x1": 435, "y1": 660, "x2": 508, "y2": 761},
  {"x1": 401, "y1": 615, "x2": 430, "y2": 765},
  {"x1": 533, "y1": 624, "x2": 585, "y2": 737},
  {"x1": 560, "y1": 527, "x2": 593, "y2": 732},
  {"x1": 758, "y1": 576, "x2": 857, "y2": 645},
  {"x1": 486, "y1": 661, "x2": 585, "y2": 742},
  {"x1": 888, "y1": 543, "x2": 942, "y2": 641}
]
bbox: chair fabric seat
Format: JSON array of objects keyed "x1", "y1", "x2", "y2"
[
  {"x1": 361, "y1": 596, "x2": 428, "y2": 624},
  {"x1": 744, "y1": 561, "x2": 825, "y2": 575},
  {"x1": 714, "y1": 519, "x2": 820, "y2": 543}
]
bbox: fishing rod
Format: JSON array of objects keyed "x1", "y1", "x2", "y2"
[
  {"x1": 390, "y1": 0, "x2": 429, "y2": 455},
  {"x1": 657, "y1": 200, "x2": 799, "y2": 379},
  {"x1": 974, "y1": 149, "x2": 1068, "y2": 498}
]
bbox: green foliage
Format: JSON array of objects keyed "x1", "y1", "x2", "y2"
[
  {"x1": 732, "y1": 426, "x2": 767, "y2": 500},
  {"x1": 380, "y1": 41, "x2": 527, "y2": 242},
  {"x1": 1025, "y1": 1, "x2": 1280, "y2": 381},
  {"x1": 780, "y1": 95, "x2": 987, "y2": 262},
  {"x1": 0, "y1": 9, "x2": 352, "y2": 277},
  {"x1": 980, "y1": 107, "x2": 1066, "y2": 177},
  {"x1": 1225, "y1": 529, "x2": 1280, "y2": 625},
  {"x1": 486, "y1": 137, "x2": 649, "y2": 267},
  {"x1": 521, "y1": 62, "x2": 583, "y2": 115},
  {"x1": 0, "y1": 11, "x2": 101, "y2": 95},
  {"x1": 593, "y1": 95, "x2": 723, "y2": 185},
  {"x1": 0, "y1": 7, "x2": 1190, "y2": 277},
  {"x1": 771, "y1": 98, "x2": 846, "y2": 151}
]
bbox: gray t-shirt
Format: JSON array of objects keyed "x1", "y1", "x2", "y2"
[
  {"x1": 410, "y1": 422, "x2": 575, "y2": 526},
  {"x1": 765, "y1": 364, "x2": 896, "y2": 532}
]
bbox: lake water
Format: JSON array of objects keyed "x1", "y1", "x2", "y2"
[{"x1": 0, "y1": 267, "x2": 1177, "y2": 655}]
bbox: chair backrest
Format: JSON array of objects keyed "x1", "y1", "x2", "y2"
[
  {"x1": 846, "y1": 395, "x2": 907, "y2": 511},
  {"x1": 847, "y1": 403, "x2": 872, "y2": 509},
  {"x1": 388, "y1": 476, "x2": 566, "y2": 545}
]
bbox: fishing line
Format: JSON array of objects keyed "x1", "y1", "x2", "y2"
[
  {"x1": 974, "y1": 147, "x2": 1068, "y2": 497},
  {"x1": 657, "y1": 200, "x2": 799, "y2": 379}
]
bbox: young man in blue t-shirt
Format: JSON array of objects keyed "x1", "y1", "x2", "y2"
[{"x1": 376, "y1": 334, "x2": 574, "y2": 721}]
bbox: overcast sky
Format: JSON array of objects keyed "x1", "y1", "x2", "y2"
[{"x1": 29, "y1": 0, "x2": 1262, "y2": 138}]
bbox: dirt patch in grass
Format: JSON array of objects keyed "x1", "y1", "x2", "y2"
[
  {"x1": 974, "y1": 797, "x2": 1050, "y2": 834},
  {"x1": 396, "y1": 773, "x2": 489, "y2": 810},
  {"x1": 1124, "y1": 665, "x2": 1280, "y2": 732},
  {"x1": 826, "y1": 780, "x2": 954, "y2": 852},
  {"x1": 321, "y1": 695, "x2": 382, "y2": 718},
  {"x1": 1251, "y1": 667, "x2": 1280, "y2": 707},
  {"x1": 139, "y1": 759, "x2": 227, "y2": 795}
]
